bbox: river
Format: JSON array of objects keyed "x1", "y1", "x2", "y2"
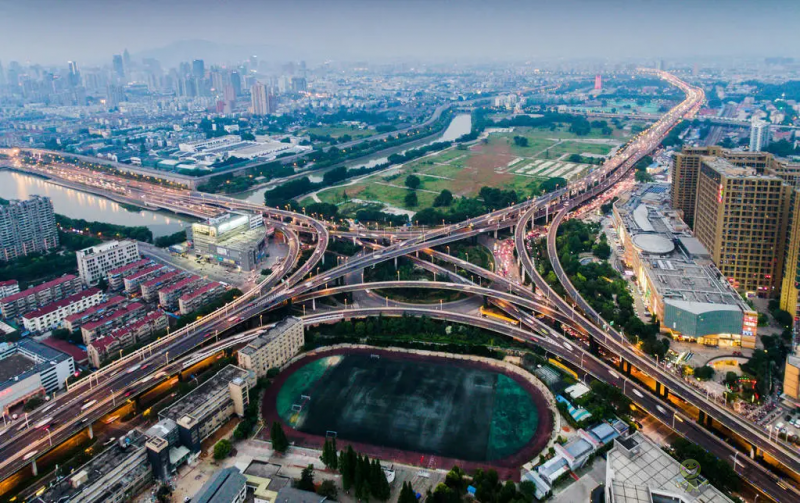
[
  {"x1": 236, "y1": 113, "x2": 473, "y2": 203},
  {"x1": 0, "y1": 170, "x2": 192, "y2": 237}
]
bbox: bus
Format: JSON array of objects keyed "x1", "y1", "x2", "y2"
[{"x1": 479, "y1": 306, "x2": 519, "y2": 326}]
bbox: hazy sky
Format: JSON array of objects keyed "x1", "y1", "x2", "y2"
[{"x1": 0, "y1": 0, "x2": 798, "y2": 66}]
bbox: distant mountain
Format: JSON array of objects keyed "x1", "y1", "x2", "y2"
[{"x1": 134, "y1": 39, "x2": 307, "y2": 67}]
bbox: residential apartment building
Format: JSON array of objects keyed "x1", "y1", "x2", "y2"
[
  {"x1": 81, "y1": 301, "x2": 147, "y2": 345},
  {"x1": 237, "y1": 317, "x2": 304, "y2": 377},
  {"x1": 178, "y1": 282, "x2": 224, "y2": 315},
  {"x1": 0, "y1": 195, "x2": 59, "y2": 261},
  {"x1": 0, "y1": 274, "x2": 82, "y2": 319},
  {"x1": 87, "y1": 310, "x2": 167, "y2": 367},
  {"x1": 77, "y1": 240, "x2": 140, "y2": 285},
  {"x1": 22, "y1": 287, "x2": 103, "y2": 333},
  {"x1": 106, "y1": 258, "x2": 153, "y2": 291},
  {"x1": 158, "y1": 275, "x2": 202, "y2": 309},
  {"x1": 0, "y1": 280, "x2": 19, "y2": 300},
  {"x1": 64, "y1": 295, "x2": 125, "y2": 332},
  {"x1": 750, "y1": 119, "x2": 771, "y2": 152},
  {"x1": 141, "y1": 270, "x2": 182, "y2": 302},
  {"x1": 123, "y1": 263, "x2": 170, "y2": 295}
]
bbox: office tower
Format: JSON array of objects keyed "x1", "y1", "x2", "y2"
[
  {"x1": 594, "y1": 74, "x2": 602, "y2": 91},
  {"x1": 230, "y1": 71, "x2": 241, "y2": 97},
  {"x1": 112, "y1": 54, "x2": 125, "y2": 79},
  {"x1": 123, "y1": 48, "x2": 131, "y2": 69},
  {"x1": 192, "y1": 59, "x2": 205, "y2": 79},
  {"x1": 693, "y1": 157, "x2": 790, "y2": 295},
  {"x1": 76, "y1": 240, "x2": 140, "y2": 285},
  {"x1": 67, "y1": 61, "x2": 80, "y2": 88},
  {"x1": 249, "y1": 55, "x2": 258, "y2": 71},
  {"x1": 0, "y1": 196, "x2": 59, "y2": 261},
  {"x1": 749, "y1": 120, "x2": 771, "y2": 152},
  {"x1": 250, "y1": 82, "x2": 271, "y2": 115}
]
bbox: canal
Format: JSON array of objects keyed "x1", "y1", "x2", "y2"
[
  {"x1": 236, "y1": 113, "x2": 473, "y2": 203},
  {"x1": 0, "y1": 170, "x2": 192, "y2": 237}
]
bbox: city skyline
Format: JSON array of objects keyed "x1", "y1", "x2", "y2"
[{"x1": 1, "y1": 0, "x2": 799, "y2": 65}]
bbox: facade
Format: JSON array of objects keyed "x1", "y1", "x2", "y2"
[
  {"x1": 141, "y1": 270, "x2": 183, "y2": 302},
  {"x1": 0, "y1": 280, "x2": 19, "y2": 299},
  {"x1": 178, "y1": 281, "x2": 225, "y2": 315},
  {"x1": 0, "y1": 195, "x2": 59, "y2": 261},
  {"x1": 77, "y1": 240, "x2": 140, "y2": 285},
  {"x1": 0, "y1": 339, "x2": 74, "y2": 413},
  {"x1": 64, "y1": 295, "x2": 125, "y2": 332},
  {"x1": 0, "y1": 274, "x2": 82, "y2": 319},
  {"x1": 159, "y1": 365, "x2": 255, "y2": 452},
  {"x1": 785, "y1": 352, "x2": 800, "y2": 402},
  {"x1": 192, "y1": 467, "x2": 247, "y2": 503},
  {"x1": 238, "y1": 317, "x2": 304, "y2": 377},
  {"x1": 81, "y1": 301, "x2": 146, "y2": 344},
  {"x1": 251, "y1": 82, "x2": 273, "y2": 115},
  {"x1": 87, "y1": 310, "x2": 167, "y2": 367},
  {"x1": 106, "y1": 258, "x2": 153, "y2": 291},
  {"x1": 189, "y1": 212, "x2": 269, "y2": 272},
  {"x1": 123, "y1": 263, "x2": 170, "y2": 294},
  {"x1": 613, "y1": 185, "x2": 757, "y2": 346},
  {"x1": 22, "y1": 287, "x2": 103, "y2": 332},
  {"x1": 604, "y1": 432, "x2": 733, "y2": 503},
  {"x1": 749, "y1": 119, "x2": 771, "y2": 152},
  {"x1": 694, "y1": 157, "x2": 789, "y2": 296},
  {"x1": 158, "y1": 275, "x2": 202, "y2": 309}
]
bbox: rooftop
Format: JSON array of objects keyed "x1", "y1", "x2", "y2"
[
  {"x1": 81, "y1": 302, "x2": 144, "y2": 331},
  {"x1": 275, "y1": 487, "x2": 328, "y2": 503},
  {"x1": 0, "y1": 353, "x2": 35, "y2": 382},
  {"x1": 125, "y1": 264, "x2": 168, "y2": 282},
  {"x1": 65, "y1": 296, "x2": 125, "y2": 324},
  {"x1": 159, "y1": 275, "x2": 201, "y2": 295},
  {"x1": 193, "y1": 467, "x2": 247, "y2": 503},
  {"x1": 179, "y1": 282, "x2": 223, "y2": 302},
  {"x1": 240, "y1": 318, "x2": 302, "y2": 357},
  {"x1": 160, "y1": 364, "x2": 251, "y2": 424},
  {"x1": 76, "y1": 240, "x2": 136, "y2": 257},
  {"x1": 142, "y1": 270, "x2": 182, "y2": 289},
  {"x1": 22, "y1": 288, "x2": 102, "y2": 320},
  {"x1": 107, "y1": 258, "x2": 152, "y2": 277},
  {"x1": 2, "y1": 275, "x2": 78, "y2": 304},
  {"x1": 41, "y1": 337, "x2": 87, "y2": 363}
]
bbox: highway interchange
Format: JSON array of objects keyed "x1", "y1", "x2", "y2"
[{"x1": 1, "y1": 69, "x2": 799, "y2": 502}]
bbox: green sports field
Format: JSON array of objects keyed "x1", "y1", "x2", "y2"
[{"x1": 276, "y1": 353, "x2": 541, "y2": 461}]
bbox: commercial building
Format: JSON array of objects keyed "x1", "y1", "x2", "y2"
[
  {"x1": 189, "y1": 212, "x2": 269, "y2": 272},
  {"x1": 77, "y1": 240, "x2": 140, "y2": 285},
  {"x1": 159, "y1": 364, "x2": 255, "y2": 452},
  {"x1": 604, "y1": 432, "x2": 733, "y2": 503},
  {"x1": 0, "y1": 195, "x2": 59, "y2": 261},
  {"x1": 22, "y1": 287, "x2": 103, "y2": 333},
  {"x1": 238, "y1": 317, "x2": 304, "y2": 377},
  {"x1": 123, "y1": 263, "x2": 170, "y2": 294},
  {"x1": 64, "y1": 295, "x2": 125, "y2": 332},
  {"x1": 158, "y1": 275, "x2": 202, "y2": 309},
  {"x1": 87, "y1": 310, "x2": 167, "y2": 367},
  {"x1": 0, "y1": 274, "x2": 83, "y2": 319},
  {"x1": 0, "y1": 339, "x2": 74, "y2": 413},
  {"x1": 81, "y1": 301, "x2": 147, "y2": 344},
  {"x1": 106, "y1": 258, "x2": 154, "y2": 291},
  {"x1": 178, "y1": 281, "x2": 225, "y2": 315},
  {"x1": 613, "y1": 185, "x2": 757, "y2": 347},
  {"x1": 0, "y1": 280, "x2": 19, "y2": 299},
  {"x1": 784, "y1": 351, "x2": 800, "y2": 402},
  {"x1": 38, "y1": 430, "x2": 152, "y2": 503},
  {"x1": 750, "y1": 119, "x2": 771, "y2": 152},
  {"x1": 192, "y1": 467, "x2": 248, "y2": 503}
]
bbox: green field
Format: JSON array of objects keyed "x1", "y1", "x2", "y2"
[
  {"x1": 277, "y1": 354, "x2": 542, "y2": 461},
  {"x1": 304, "y1": 125, "x2": 377, "y2": 140}
]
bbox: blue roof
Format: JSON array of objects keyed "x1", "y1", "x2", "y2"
[{"x1": 193, "y1": 467, "x2": 246, "y2": 503}]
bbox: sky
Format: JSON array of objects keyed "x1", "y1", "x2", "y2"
[{"x1": 0, "y1": 0, "x2": 798, "y2": 66}]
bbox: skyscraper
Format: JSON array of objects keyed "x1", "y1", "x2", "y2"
[
  {"x1": 192, "y1": 59, "x2": 205, "y2": 80},
  {"x1": 594, "y1": 74, "x2": 602, "y2": 91},
  {"x1": 123, "y1": 49, "x2": 131, "y2": 69},
  {"x1": 112, "y1": 54, "x2": 125, "y2": 80},
  {"x1": 67, "y1": 61, "x2": 80, "y2": 88},
  {"x1": 250, "y1": 82, "x2": 272, "y2": 115},
  {"x1": 749, "y1": 120, "x2": 771, "y2": 152},
  {"x1": 0, "y1": 196, "x2": 59, "y2": 261},
  {"x1": 230, "y1": 71, "x2": 242, "y2": 97}
]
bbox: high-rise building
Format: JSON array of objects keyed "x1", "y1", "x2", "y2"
[
  {"x1": 0, "y1": 196, "x2": 59, "y2": 261},
  {"x1": 76, "y1": 240, "x2": 140, "y2": 285},
  {"x1": 67, "y1": 61, "x2": 80, "y2": 88},
  {"x1": 230, "y1": 71, "x2": 241, "y2": 97},
  {"x1": 594, "y1": 74, "x2": 602, "y2": 91},
  {"x1": 192, "y1": 59, "x2": 205, "y2": 80},
  {"x1": 291, "y1": 76, "x2": 307, "y2": 93},
  {"x1": 693, "y1": 157, "x2": 790, "y2": 295},
  {"x1": 123, "y1": 48, "x2": 131, "y2": 69},
  {"x1": 250, "y1": 82, "x2": 272, "y2": 115},
  {"x1": 749, "y1": 119, "x2": 771, "y2": 152},
  {"x1": 112, "y1": 54, "x2": 125, "y2": 80},
  {"x1": 780, "y1": 189, "x2": 800, "y2": 318}
]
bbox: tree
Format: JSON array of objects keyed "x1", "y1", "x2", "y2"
[
  {"x1": 513, "y1": 136, "x2": 529, "y2": 147},
  {"x1": 213, "y1": 439, "x2": 232, "y2": 460},
  {"x1": 635, "y1": 171, "x2": 654, "y2": 183},
  {"x1": 23, "y1": 395, "x2": 44, "y2": 411},
  {"x1": 433, "y1": 189, "x2": 453, "y2": 207},
  {"x1": 271, "y1": 421, "x2": 290, "y2": 453},
  {"x1": 318, "y1": 480, "x2": 338, "y2": 500},
  {"x1": 340, "y1": 446, "x2": 357, "y2": 492},
  {"x1": 405, "y1": 175, "x2": 421, "y2": 190},
  {"x1": 321, "y1": 437, "x2": 338, "y2": 470},
  {"x1": 296, "y1": 464, "x2": 316, "y2": 492},
  {"x1": 399, "y1": 482, "x2": 417, "y2": 503},
  {"x1": 156, "y1": 483, "x2": 172, "y2": 503},
  {"x1": 693, "y1": 365, "x2": 715, "y2": 381},
  {"x1": 371, "y1": 459, "x2": 391, "y2": 501},
  {"x1": 724, "y1": 371, "x2": 739, "y2": 388},
  {"x1": 568, "y1": 153, "x2": 583, "y2": 163},
  {"x1": 405, "y1": 191, "x2": 418, "y2": 207}
]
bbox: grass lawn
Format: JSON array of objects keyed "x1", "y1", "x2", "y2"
[{"x1": 304, "y1": 125, "x2": 376, "y2": 139}]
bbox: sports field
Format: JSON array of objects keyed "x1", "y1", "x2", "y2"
[{"x1": 274, "y1": 352, "x2": 543, "y2": 462}]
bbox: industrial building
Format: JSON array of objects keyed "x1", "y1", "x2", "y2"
[
  {"x1": 238, "y1": 317, "x2": 304, "y2": 377},
  {"x1": 0, "y1": 339, "x2": 74, "y2": 413},
  {"x1": 0, "y1": 274, "x2": 83, "y2": 319},
  {"x1": 158, "y1": 364, "x2": 255, "y2": 452},
  {"x1": 604, "y1": 432, "x2": 733, "y2": 503},
  {"x1": 613, "y1": 184, "x2": 757, "y2": 347},
  {"x1": 188, "y1": 212, "x2": 270, "y2": 272},
  {"x1": 0, "y1": 195, "x2": 59, "y2": 261},
  {"x1": 21, "y1": 287, "x2": 103, "y2": 333},
  {"x1": 77, "y1": 240, "x2": 140, "y2": 285}
]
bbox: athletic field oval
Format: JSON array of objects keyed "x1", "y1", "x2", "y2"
[{"x1": 264, "y1": 349, "x2": 553, "y2": 469}]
